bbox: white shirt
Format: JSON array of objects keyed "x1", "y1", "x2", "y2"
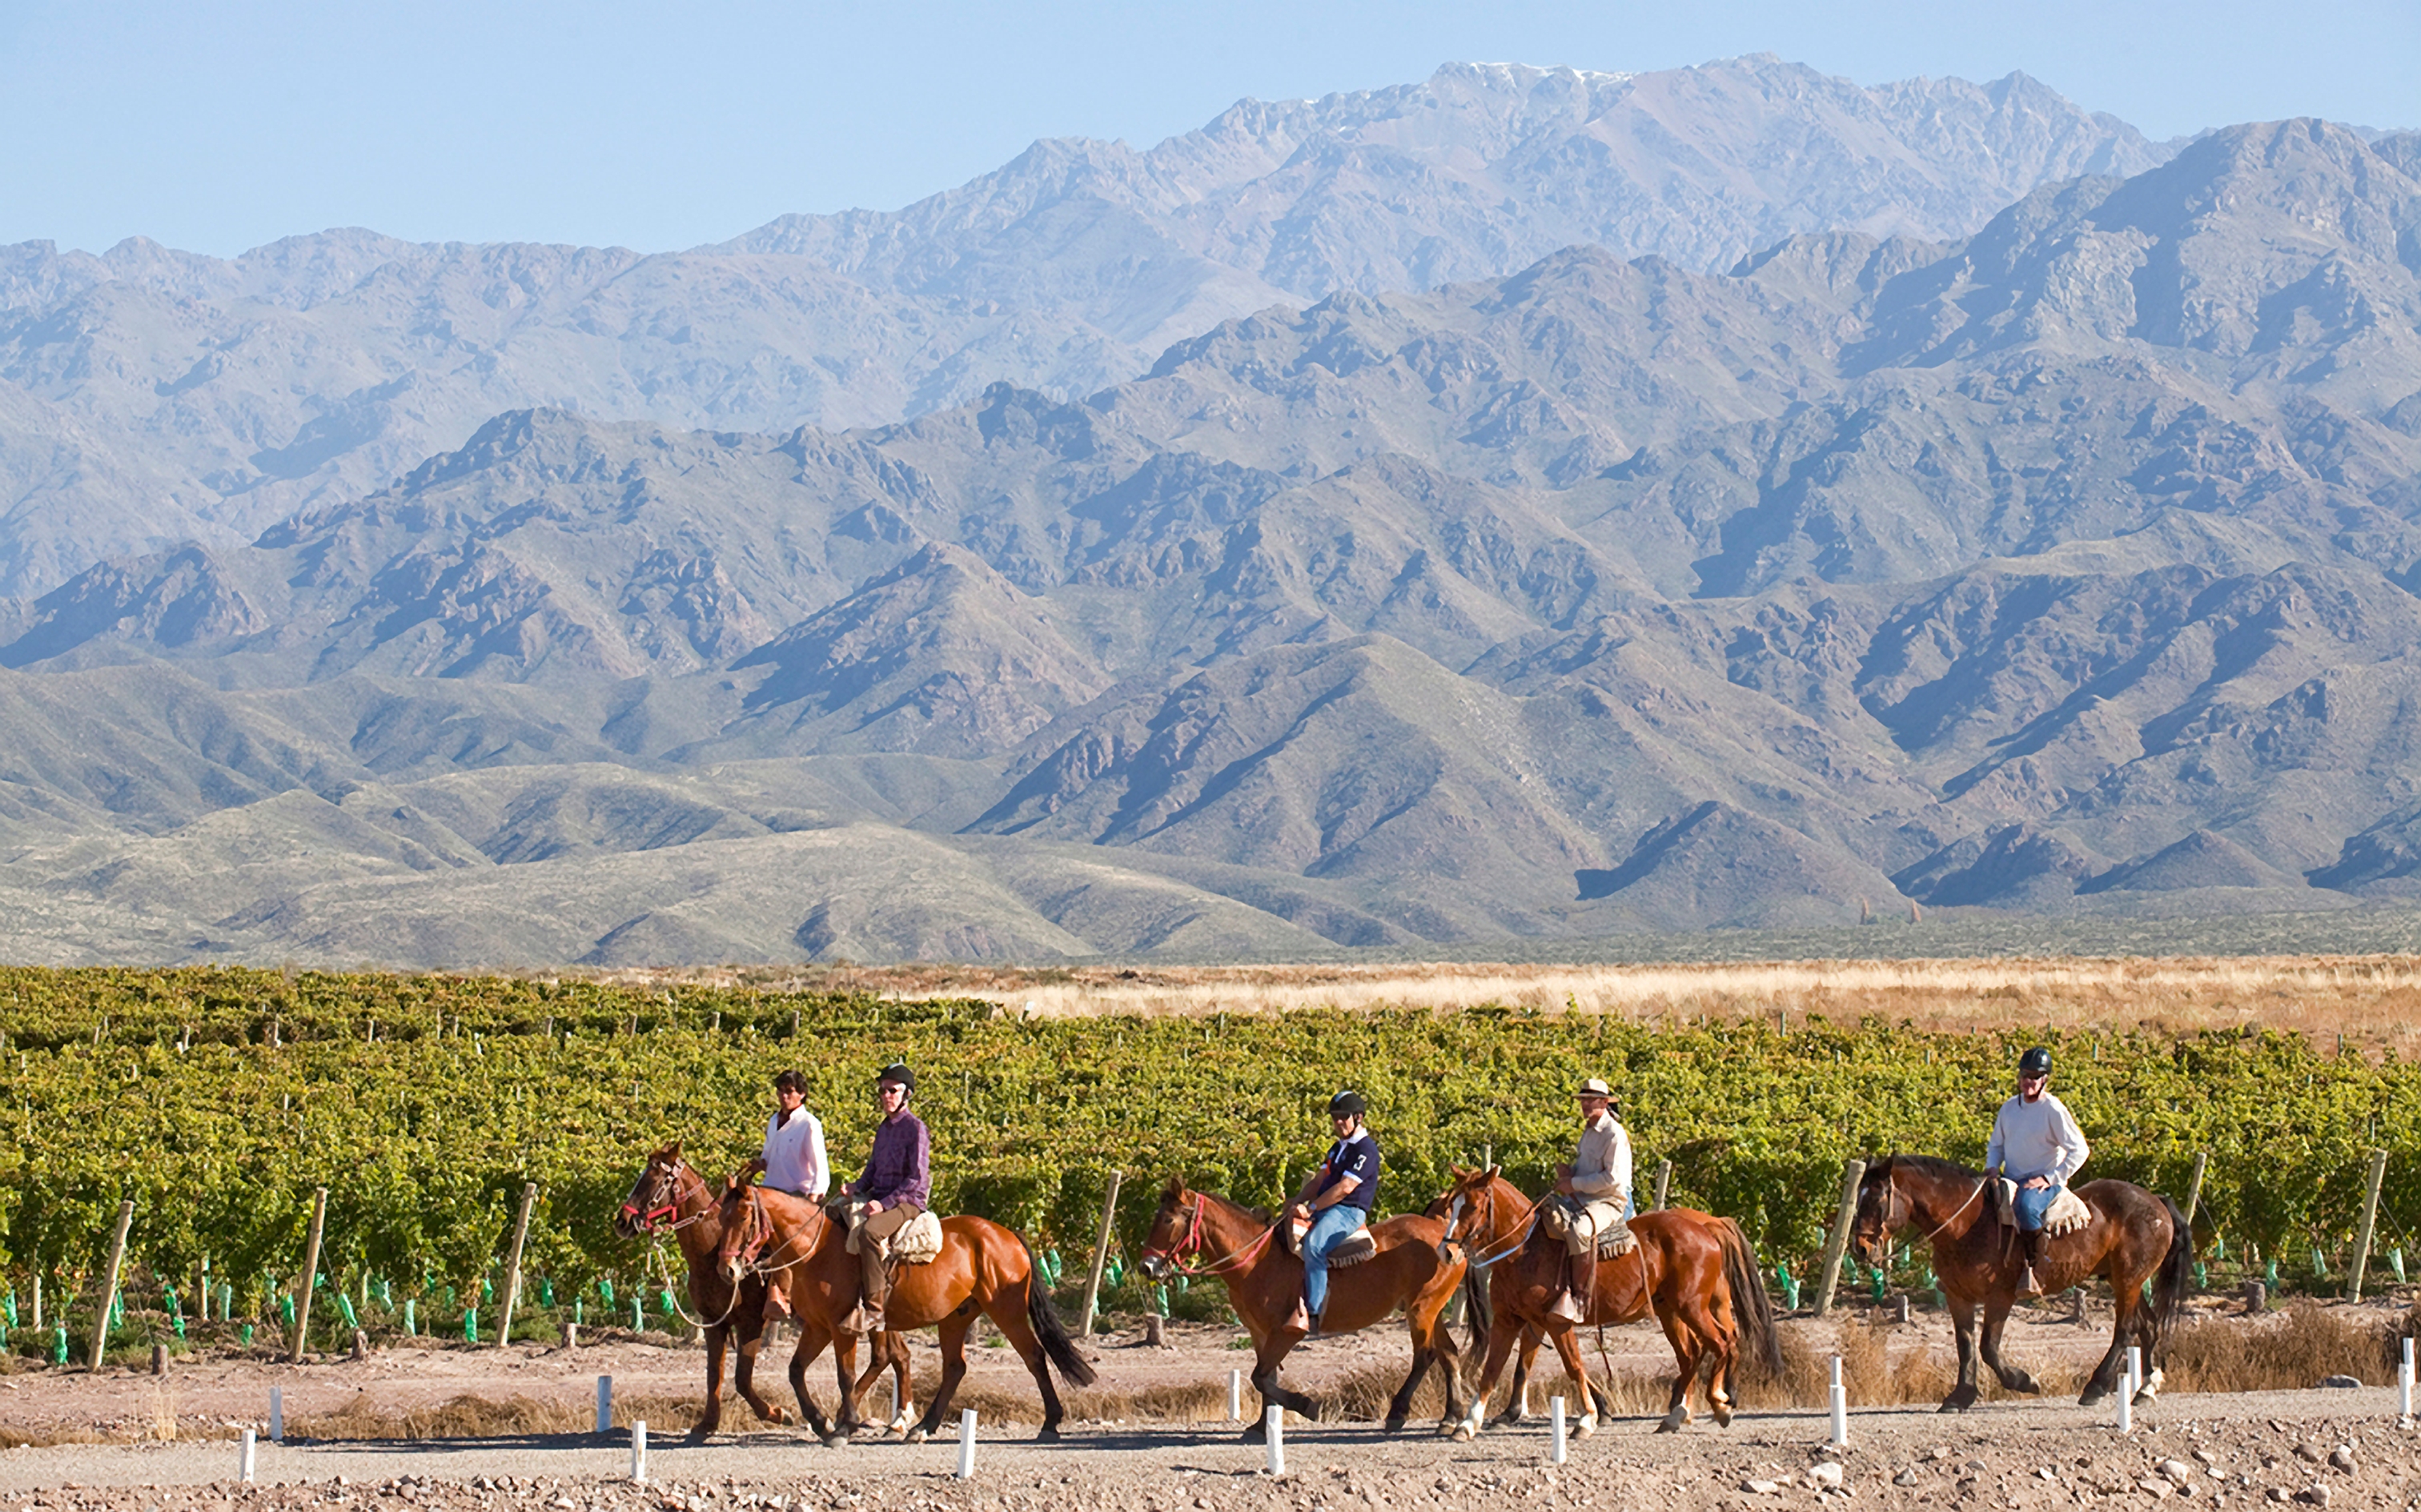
[
  {"x1": 762, "y1": 1105, "x2": 829, "y2": 1197},
  {"x1": 1985, "y1": 1090, "x2": 2089, "y2": 1185},
  {"x1": 1572, "y1": 1109, "x2": 1632, "y2": 1203}
]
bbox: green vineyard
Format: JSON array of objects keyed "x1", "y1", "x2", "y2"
[{"x1": 2, "y1": 965, "x2": 2418, "y2": 1350}]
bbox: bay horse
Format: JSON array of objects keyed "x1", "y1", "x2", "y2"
[
  {"x1": 1851, "y1": 1154, "x2": 2190, "y2": 1411},
  {"x1": 1434, "y1": 1165, "x2": 1780, "y2": 1438},
  {"x1": 612, "y1": 1145, "x2": 913, "y2": 1438},
  {"x1": 1136, "y1": 1177, "x2": 1471, "y2": 1441},
  {"x1": 717, "y1": 1183, "x2": 1095, "y2": 1443}
]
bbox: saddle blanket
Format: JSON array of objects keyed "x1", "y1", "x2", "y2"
[
  {"x1": 1283, "y1": 1217, "x2": 1379, "y2": 1268},
  {"x1": 1997, "y1": 1179, "x2": 2091, "y2": 1237},
  {"x1": 843, "y1": 1208, "x2": 945, "y2": 1265},
  {"x1": 1541, "y1": 1197, "x2": 1634, "y2": 1257}
]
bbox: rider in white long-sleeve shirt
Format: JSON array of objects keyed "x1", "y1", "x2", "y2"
[
  {"x1": 758, "y1": 1069, "x2": 829, "y2": 1319},
  {"x1": 1985, "y1": 1045, "x2": 2089, "y2": 1297}
]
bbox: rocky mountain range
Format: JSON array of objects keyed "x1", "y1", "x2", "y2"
[
  {"x1": 0, "y1": 64, "x2": 2416, "y2": 966},
  {"x1": 0, "y1": 57, "x2": 2161, "y2": 600}
]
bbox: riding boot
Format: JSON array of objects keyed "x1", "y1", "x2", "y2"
[
  {"x1": 1286, "y1": 1295, "x2": 1310, "y2": 1333},
  {"x1": 1548, "y1": 1251, "x2": 1586, "y2": 1323},
  {"x1": 2018, "y1": 1229, "x2": 2047, "y2": 1298},
  {"x1": 762, "y1": 1276, "x2": 792, "y2": 1322}
]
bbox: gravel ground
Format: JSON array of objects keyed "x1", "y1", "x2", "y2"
[{"x1": 2, "y1": 1388, "x2": 2417, "y2": 1509}]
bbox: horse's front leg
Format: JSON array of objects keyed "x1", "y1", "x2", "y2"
[
  {"x1": 1940, "y1": 1297, "x2": 1981, "y2": 1412},
  {"x1": 693, "y1": 1320, "x2": 729, "y2": 1439},
  {"x1": 785, "y1": 1322, "x2": 841, "y2": 1446},
  {"x1": 1245, "y1": 1334, "x2": 1317, "y2": 1443},
  {"x1": 1978, "y1": 1296, "x2": 2040, "y2": 1394},
  {"x1": 1449, "y1": 1303, "x2": 1525, "y2": 1442},
  {"x1": 1544, "y1": 1321, "x2": 1600, "y2": 1439}
]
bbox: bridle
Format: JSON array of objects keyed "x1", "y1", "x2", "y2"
[
  {"x1": 721, "y1": 1183, "x2": 831, "y2": 1283},
  {"x1": 1445, "y1": 1179, "x2": 1546, "y2": 1270},
  {"x1": 1141, "y1": 1190, "x2": 1278, "y2": 1277},
  {"x1": 1864, "y1": 1168, "x2": 1988, "y2": 1261},
  {"x1": 620, "y1": 1157, "x2": 711, "y2": 1236}
]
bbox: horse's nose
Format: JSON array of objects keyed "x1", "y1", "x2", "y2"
[{"x1": 1138, "y1": 1255, "x2": 1165, "y2": 1281}]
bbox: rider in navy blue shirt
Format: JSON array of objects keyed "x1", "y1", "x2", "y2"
[{"x1": 1286, "y1": 1089, "x2": 1379, "y2": 1336}]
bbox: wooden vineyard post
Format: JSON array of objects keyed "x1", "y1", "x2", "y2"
[
  {"x1": 497, "y1": 1182, "x2": 538, "y2": 1349},
  {"x1": 1813, "y1": 1158, "x2": 1866, "y2": 1317},
  {"x1": 86, "y1": 1200, "x2": 134, "y2": 1371},
  {"x1": 2182, "y1": 1151, "x2": 2208, "y2": 1233},
  {"x1": 291, "y1": 1187, "x2": 327, "y2": 1362},
  {"x1": 2348, "y1": 1149, "x2": 2389, "y2": 1301},
  {"x1": 1652, "y1": 1160, "x2": 1672, "y2": 1212},
  {"x1": 1078, "y1": 1169, "x2": 1122, "y2": 1342}
]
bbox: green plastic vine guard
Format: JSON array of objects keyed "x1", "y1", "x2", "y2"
[
  {"x1": 462, "y1": 1308, "x2": 477, "y2": 1343},
  {"x1": 1774, "y1": 1264, "x2": 1801, "y2": 1310},
  {"x1": 404, "y1": 1299, "x2": 416, "y2": 1335},
  {"x1": 630, "y1": 1296, "x2": 643, "y2": 1330},
  {"x1": 539, "y1": 1278, "x2": 554, "y2": 1307},
  {"x1": 279, "y1": 1293, "x2": 295, "y2": 1327},
  {"x1": 2394, "y1": 1249, "x2": 2407, "y2": 1285},
  {"x1": 50, "y1": 1326, "x2": 66, "y2": 1362},
  {"x1": 2, "y1": 1293, "x2": 14, "y2": 1329},
  {"x1": 599, "y1": 1278, "x2": 615, "y2": 1305},
  {"x1": 337, "y1": 1294, "x2": 358, "y2": 1330},
  {"x1": 241, "y1": 1324, "x2": 254, "y2": 1345}
]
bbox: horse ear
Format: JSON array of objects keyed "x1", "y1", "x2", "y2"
[
  {"x1": 1485, "y1": 1164, "x2": 1501, "y2": 1181},
  {"x1": 667, "y1": 1139, "x2": 682, "y2": 1159},
  {"x1": 1162, "y1": 1173, "x2": 1184, "y2": 1200}
]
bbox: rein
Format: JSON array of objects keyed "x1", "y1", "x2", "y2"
[
  {"x1": 1143, "y1": 1191, "x2": 1280, "y2": 1278},
  {"x1": 1451, "y1": 1182, "x2": 1547, "y2": 1270},
  {"x1": 1917, "y1": 1177, "x2": 1989, "y2": 1245}
]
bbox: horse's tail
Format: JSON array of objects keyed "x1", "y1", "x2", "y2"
[
  {"x1": 1720, "y1": 1217, "x2": 1785, "y2": 1385},
  {"x1": 1459, "y1": 1261, "x2": 1492, "y2": 1362},
  {"x1": 1018, "y1": 1233, "x2": 1098, "y2": 1387},
  {"x1": 2147, "y1": 1194, "x2": 2193, "y2": 1357}
]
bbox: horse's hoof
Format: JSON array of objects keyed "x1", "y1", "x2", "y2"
[
  {"x1": 1574, "y1": 1414, "x2": 1597, "y2": 1440},
  {"x1": 1242, "y1": 1424, "x2": 1269, "y2": 1446},
  {"x1": 1383, "y1": 1416, "x2": 1407, "y2": 1435},
  {"x1": 1449, "y1": 1423, "x2": 1476, "y2": 1444},
  {"x1": 1711, "y1": 1405, "x2": 1734, "y2": 1427},
  {"x1": 1034, "y1": 1426, "x2": 1061, "y2": 1443},
  {"x1": 905, "y1": 1426, "x2": 929, "y2": 1445},
  {"x1": 1653, "y1": 1418, "x2": 1680, "y2": 1434},
  {"x1": 1938, "y1": 1393, "x2": 1977, "y2": 1414}
]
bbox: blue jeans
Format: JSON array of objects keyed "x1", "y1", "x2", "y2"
[
  {"x1": 2013, "y1": 1181, "x2": 2065, "y2": 1233},
  {"x1": 1302, "y1": 1205, "x2": 1368, "y2": 1317}
]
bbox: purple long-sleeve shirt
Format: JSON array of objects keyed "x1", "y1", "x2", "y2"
[{"x1": 857, "y1": 1109, "x2": 931, "y2": 1208}]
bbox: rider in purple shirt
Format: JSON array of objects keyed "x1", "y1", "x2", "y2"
[{"x1": 839, "y1": 1062, "x2": 929, "y2": 1334}]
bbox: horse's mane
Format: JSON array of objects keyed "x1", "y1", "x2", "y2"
[
  {"x1": 1873, "y1": 1153, "x2": 1983, "y2": 1183},
  {"x1": 1191, "y1": 1186, "x2": 1272, "y2": 1225}
]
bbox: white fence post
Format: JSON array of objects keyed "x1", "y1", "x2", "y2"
[
  {"x1": 1264, "y1": 1405, "x2": 1284, "y2": 1476},
  {"x1": 630, "y1": 1420, "x2": 648, "y2": 1483},
  {"x1": 954, "y1": 1408, "x2": 978, "y2": 1479},
  {"x1": 1829, "y1": 1356, "x2": 1848, "y2": 1446},
  {"x1": 239, "y1": 1428, "x2": 256, "y2": 1483},
  {"x1": 269, "y1": 1386, "x2": 283, "y2": 1442},
  {"x1": 1549, "y1": 1395, "x2": 1567, "y2": 1464},
  {"x1": 596, "y1": 1374, "x2": 612, "y2": 1433},
  {"x1": 1228, "y1": 1370, "x2": 1242, "y2": 1422}
]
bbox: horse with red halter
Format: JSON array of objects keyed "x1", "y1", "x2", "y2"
[
  {"x1": 611, "y1": 1143, "x2": 790, "y2": 1438},
  {"x1": 1137, "y1": 1177, "x2": 1471, "y2": 1441},
  {"x1": 1433, "y1": 1165, "x2": 1780, "y2": 1438},
  {"x1": 1851, "y1": 1154, "x2": 2190, "y2": 1411},
  {"x1": 715, "y1": 1182, "x2": 1094, "y2": 1443}
]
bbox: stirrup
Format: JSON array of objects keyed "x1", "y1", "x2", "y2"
[
  {"x1": 2017, "y1": 1265, "x2": 2042, "y2": 1299},
  {"x1": 1285, "y1": 1299, "x2": 1310, "y2": 1333},
  {"x1": 1548, "y1": 1289, "x2": 1586, "y2": 1323}
]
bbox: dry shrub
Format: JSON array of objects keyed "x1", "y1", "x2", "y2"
[
  {"x1": 2163, "y1": 1304, "x2": 2398, "y2": 1394},
  {"x1": 290, "y1": 1391, "x2": 701, "y2": 1441}
]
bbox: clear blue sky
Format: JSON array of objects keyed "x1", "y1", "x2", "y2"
[{"x1": 5, "y1": 0, "x2": 2415, "y2": 258}]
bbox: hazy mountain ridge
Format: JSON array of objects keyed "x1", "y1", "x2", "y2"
[
  {"x1": 0, "y1": 104, "x2": 2416, "y2": 962},
  {"x1": 0, "y1": 57, "x2": 2164, "y2": 599}
]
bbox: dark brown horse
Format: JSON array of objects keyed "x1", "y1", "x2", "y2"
[
  {"x1": 1434, "y1": 1165, "x2": 1780, "y2": 1437},
  {"x1": 612, "y1": 1145, "x2": 913, "y2": 1438},
  {"x1": 1136, "y1": 1177, "x2": 1470, "y2": 1441},
  {"x1": 1851, "y1": 1154, "x2": 2190, "y2": 1411},
  {"x1": 716, "y1": 1184, "x2": 1095, "y2": 1442}
]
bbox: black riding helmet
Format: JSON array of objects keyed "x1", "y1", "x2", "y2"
[
  {"x1": 2018, "y1": 1046, "x2": 2052, "y2": 1079},
  {"x1": 877, "y1": 1061, "x2": 916, "y2": 1096},
  {"x1": 1328, "y1": 1089, "x2": 1367, "y2": 1119}
]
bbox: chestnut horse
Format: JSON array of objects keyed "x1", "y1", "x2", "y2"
[
  {"x1": 717, "y1": 1184, "x2": 1095, "y2": 1442},
  {"x1": 612, "y1": 1145, "x2": 913, "y2": 1438},
  {"x1": 1435, "y1": 1165, "x2": 1780, "y2": 1438},
  {"x1": 1137, "y1": 1177, "x2": 1471, "y2": 1441},
  {"x1": 1851, "y1": 1154, "x2": 2190, "y2": 1411}
]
